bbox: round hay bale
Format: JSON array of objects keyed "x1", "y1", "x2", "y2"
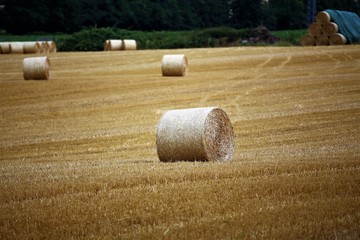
[
  {"x1": 0, "y1": 42, "x2": 11, "y2": 54},
  {"x1": 39, "y1": 42, "x2": 50, "y2": 53},
  {"x1": 300, "y1": 34, "x2": 315, "y2": 46},
  {"x1": 103, "y1": 40, "x2": 110, "y2": 51},
  {"x1": 156, "y1": 107, "x2": 235, "y2": 162},
  {"x1": 47, "y1": 41, "x2": 57, "y2": 53},
  {"x1": 315, "y1": 34, "x2": 329, "y2": 46},
  {"x1": 123, "y1": 39, "x2": 137, "y2": 50},
  {"x1": 23, "y1": 56, "x2": 51, "y2": 80},
  {"x1": 322, "y1": 22, "x2": 338, "y2": 36},
  {"x1": 308, "y1": 22, "x2": 323, "y2": 37},
  {"x1": 10, "y1": 42, "x2": 24, "y2": 54},
  {"x1": 329, "y1": 33, "x2": 347, "y2": 45},
  {"x1": 106, "y1": 40, "x2": 123, "y2": 51},
  {"x1": 23, "y1": 42, "x2": 41, "y2": 54},
  {"x1": 162, "y1": 54, "x2": 188, "y2": 77},
  {"x1": 316, "y1": 11, "x2": 331, "y2": 24}
]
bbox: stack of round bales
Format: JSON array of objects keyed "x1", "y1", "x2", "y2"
[
  {"x1": 0, "y1": 41, "x2": 57, "y2": 54},
  {"x1": 301, "y1": 10, "x2": 360, "y2": 46},
  {"x1": 104, "y1": 39, "x2": 137, "y2": 51}
]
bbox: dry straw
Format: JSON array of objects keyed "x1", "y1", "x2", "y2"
[
  {"x1": 156, "y1": 107, "x2": 235, "y2": 162},
  {"x1": 47, "y1": 41, "x2": 57, "y2": 53},
  {"x1": 23, "y1": 56, "x2": 51, "y2": 80},
  {"x1": 23, "y1": 42, "x2": 41, "y2": 54},
  {"x1": 329, "y1": 33, "x2": 347, "y2": 45},
  {"x1": 316, "y1": 11, "x2": 331, "y2": 24},
  {"x1": 0, "y1": 42, "x2": 11, "y2": 54},
  {"x1": 106, "y1": 40, "x2": 123, "y2": 51},
  {"x1": 315, "y1": 35, "x2": 329, "y2": 46},
  {"x1": 300, "y1": 34, "x2": 315, "y2": 46},
  {"x1": 162, "y1": 54, "x2": 188, "y2": 77},
  {"x1": 10, "y1": 42, "x2": 24, "y2": 54},
  {"x1": 308, "y1": 22, "x2": 323, "y2": 37},
  {"x1": 123, "y1": 39, "x2": 137, "y2": 50},
  {"x1": 322, "y1": 22, "x2": 338, "y2": 36}
]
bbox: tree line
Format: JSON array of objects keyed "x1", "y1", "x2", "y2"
[{"x1": 0, "y1": 0, "x2": 359, "y2": 34}]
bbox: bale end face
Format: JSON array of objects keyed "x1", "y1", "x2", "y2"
[
  {"x1": 156, "y1": 107, "x2": 234, "y2": 162},
  {"x1": 316, "y1": 11, "x2": 331, "y2": 24},
  {"x1": 23, "y1": 57, "x2": 51, "y2": 80},
  {"x1": 162, "y1": 54, "x2": 188, "y2": 77}
]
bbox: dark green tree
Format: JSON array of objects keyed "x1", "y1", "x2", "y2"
[
  {"x1": 229, "y1": 0, "x2": 265, "y2": 28},
  {"x1": 268, "y1": 0, "x2": 305, "y2": 30}
]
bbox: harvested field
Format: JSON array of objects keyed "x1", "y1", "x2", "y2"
[{"x1": 0, "y1": 46, "x2": 360, "y2": 239}]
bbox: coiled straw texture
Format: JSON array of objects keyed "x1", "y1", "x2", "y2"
[
  {"x1": 156, "y1": 107, "x2": 235, "y2": 162},
  {"x1": 23, "y1": 57, "x2": 51, "y2": 80},
  {"x1": 162, "y1": 54, "x2": 188, "y2": 77}
]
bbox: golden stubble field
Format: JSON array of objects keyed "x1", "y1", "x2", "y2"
[{"x1": 0, "y1": 46, "x2": 360, "y2": 239}]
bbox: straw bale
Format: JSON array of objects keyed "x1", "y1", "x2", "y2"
[
  {"x1": 10, "y1": 42, "x2": 24, "y2": 54},
  {"x1": 315, "y1": 34, "x2": 329, "y2": 46},
  {"x1": 308, "y1": 22, "x2": 323, "y2": 37},
  {"x1": 47, "y1": 41, "x2": 57, "y2": 53},
  {"x1": 106, "y1": 40, "x2": 123, "y2": 51},
  {"x1": 156, "y1": 107, "x2": 235, "y2": 162},
  {"x1": 39, "y1": 42, "x2": 50, "y2": 53},
  {"x1": 0, "y1": 42, "x2": 11, "y2": 54},
  {"x1": 322, "y1": 22, "x2": 338, "y2": 36},
  {"x1": 23, "y1": 42, "x2": 41, "y2": 54},
  {"x1": 161, "y1": 54, "x2": 188, "y2": 77},
  {"x1": 300, "y1": 34, "x2": 315, "y2": 46},
  {"x1": 329, "y1": 33, "x2": 347, "y2": 45},
  {"x1": 123, "y1": 39, "x2": 137, "y2": 50},
  {"x1": 316, "y1": 11, "x2": 331, "y2": 24},
  {"x1": 23, "y1": 56, "x2": 51, "y2": 80}
]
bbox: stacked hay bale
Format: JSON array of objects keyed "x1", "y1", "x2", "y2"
[
  {"x1": 0, "y1": 41, "x2": 57, "y2": 54},
  {"x1": 301, "y1": 10, "x2": 360, "y2": 46},
  {"x1": 104, "y1": 39, "x2": 137, "y2": 51}
]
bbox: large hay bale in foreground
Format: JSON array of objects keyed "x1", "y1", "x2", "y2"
[
  {"x1": 10, "y1": 42, "x2": 23, "y2": 54},
  {"x1": 123, "y1": 39, "x2": 137, "y2": 50},
  {"x1": 23, "y1": 57, "x2": 50, "y2": 80},
  {"x1": 23, "y1": 42, "x2": 41, "y2": 54},
  {"x1": 156, "y1": 107, "x2": 235, "y2": 162},
  {"x1": 162, "y1": 54, "x2": 188, "y2": 77}
]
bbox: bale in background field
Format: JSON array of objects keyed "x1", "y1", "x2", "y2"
[
  {"x1": 23, "y1": 42, "x2": 41, "y2": 54},
  {"x1": 104, "y1": 40, "x2": 123, "y2": 51},
  {"x1": 123, "y1": 39, "x2": 137, "y2": 50},
  {"x1": 10, "y1": 42, "x2": 23, "y2": 54},
  {"x1": 0, "y1": 42, "x2": 11, "y2": 54},
  {"x1": 162, "y1": 54, "x2": 188, "y2": 77},
  {"x1": 156, "y1": 107, "x2": 235, "y2": 162},
  {"x1": 23, "y1": 56, "x2": 51, "y2": 80},
  {"x1": 47, "y1": 41, "x2": 57, "y2": 53},
  {"x1": 329, "y1": 33, "x2": 347, "y2": 45}
]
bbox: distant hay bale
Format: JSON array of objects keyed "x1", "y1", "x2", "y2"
[
  {"x1": 23, "y1": 56, "x2": 50, "y2": 80},
  {"x1": 103, "y1": 40, "x2": 110, "y2": 51},
  {"x1": 10, "y1": 42, "x2": 24, "y2": 54},
  {"x1": 123, "y1": 39, "x2": 137, "y2": 50},
  {"x1": 322, "y1": 22, "x2": 338, "y2": 36},
  {"x1": 300, "y1": 34, "x2": 315, "y2": 46},
  {"x1": 47, "y1": 41, "x2": 57, "y2": 53},
  {"x1": 0, "y1": 42, "x2": 11, "y2": 54},
  {"x1": 39, "y1": 42, "x2": 50, "y2": 53},
  {"x1": 161, "y1": 54, "x2": 188, "y2": 77},
  {"x1": 315, "y1": 34, "x2": 329, "y2": 46},
  {"x1": 156, "y1": 107, "x2": 235, "y2": 162},
  {"x1": 308, "y1": 22, "x2": 323, "y2": 37},
  {"x1": 23, "y1": 42, "x2": 41, "y2": 54},
  {"x1": 329, "y1": 33, "x2": 347, "y2": 45},
  {"x1": 108, "y1": 40, "x2": 123, "y2": 51},
  {"x1": 316, "y1": 11, "x2": 331, "y2": 24}
]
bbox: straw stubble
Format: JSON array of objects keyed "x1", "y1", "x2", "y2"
[{"x1": 156, "y1": 107, "x2": 234, "y2": 162}]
